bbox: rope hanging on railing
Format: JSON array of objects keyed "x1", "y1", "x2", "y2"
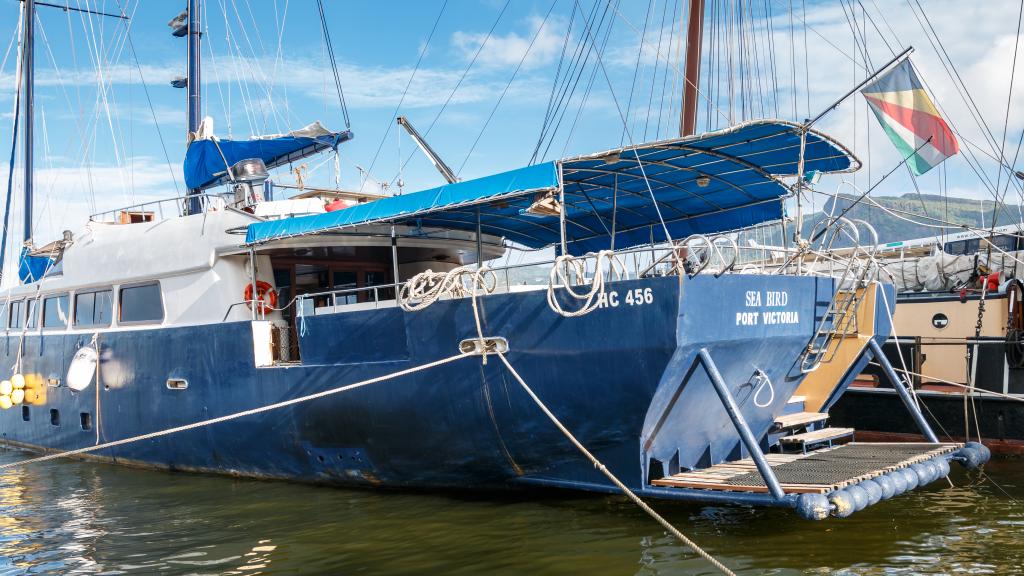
[
  {"x1": 399, "y1": 265, "x2": 497, "y2": 312},
  {"x1": 546, "y1": 250, "x2": 626, "y2": 317}
]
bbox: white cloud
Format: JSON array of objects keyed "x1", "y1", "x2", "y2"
[
  {"x1": 0, "y1": 157, "x2": 182, "y2": 240},
  {"x1": 451, "y1": 15, "x2": 568, "y2": 70},
  {"x1": 4, "y1": 55, "x2": 538, "y2": 114}
]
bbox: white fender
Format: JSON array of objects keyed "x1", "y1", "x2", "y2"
[{"x1": 67, "y1": 347, "x2": 98, "y2": 392}]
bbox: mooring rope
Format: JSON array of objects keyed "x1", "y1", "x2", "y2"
[
  {"x1": 865, "y1": 362, "x2": 1024, "y2": 404},
  {"x1": 0, "y1": 353, "x2": 472, "y2": 470},
  {"x1": 399, "y1": 265, "x2": 496, "y2": 363},
  {"x1": 493, "y1": 351, "x2": 735, "y2": 576}
]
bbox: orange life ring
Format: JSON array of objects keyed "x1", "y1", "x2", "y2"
[{"x1": 244, "y1": 281, "x2": 278, "y2": 315}]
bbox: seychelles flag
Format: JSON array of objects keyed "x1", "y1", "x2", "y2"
[{"x1": 861, "y1": 59, "x2": 959, "y2": 175}]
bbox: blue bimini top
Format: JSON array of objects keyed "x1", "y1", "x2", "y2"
[{"x1": 244, "y1": 120, "x2": 859, "y2": 256}]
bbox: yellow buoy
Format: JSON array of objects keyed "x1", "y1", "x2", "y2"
[
  {"x1": 10, "y1": 389, "x2": 24, "y2": 405},
  {"x1": 11, "y1": 374, "x2": 25, "y2": 389},
  {"x1": 0, "y1": 395, "x2": 11, "y2": 410},
  {"x1": 0, "y1": 381, "x2": 11, "y2": 396}
]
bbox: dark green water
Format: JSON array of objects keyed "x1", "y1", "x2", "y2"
[{"x1": 0, "y1": 451, "x2": 1021, "y2": 575}]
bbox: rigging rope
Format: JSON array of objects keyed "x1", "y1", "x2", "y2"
[
  {"x1": 618, "y1": 0, "x2": 654, "y2": 147},
  {"x1": 316, "y1": 0, "x2": 351, "y2": 130},
  {"x1": 0, "y1": 2, "x2": 23, "y2": 283},
  {"x1": 363, "y1": 0, "x2": 448, "y2": 190},
  {"x1": 120, "y1": 11, "x2": 181, "y2": 195},
  {"x1": 989, "y1": 0, "x2": 1024, "y2": 242},
  {"x1": 389, "y1": 0, "x2": 511, "y2": 187},
  {"x1": 573, "y1": 0, "x2": 674, "y2": 247},
  {"x1": 458, "y1": 0, "x2": 560, "y2": 176},
  {"x1": 556, "y1": 0, "x2": 621, "y2": 159},
  {"x1": 530, "y1": 0, "x2": 582, "y2": 159}
]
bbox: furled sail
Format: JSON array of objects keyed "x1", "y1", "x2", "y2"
[{"x1": 183, "y1": 119, "x2": 353, "y2": 190}]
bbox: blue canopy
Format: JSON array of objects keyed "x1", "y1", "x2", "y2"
[
  {"x1": 245, "y1": 120, "x2": 859, "y2": 255},
  {"x1": 184, "y1": 127, "x2": 353, "y2": 190}
]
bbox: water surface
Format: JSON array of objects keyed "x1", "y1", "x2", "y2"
[{"x1": 0, "y1": 451, "x2": 1021, "y2": 575}]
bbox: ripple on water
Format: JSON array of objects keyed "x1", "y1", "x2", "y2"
[{"x1": 0, "y1": 450, "x2": 1022, "y2": 575}]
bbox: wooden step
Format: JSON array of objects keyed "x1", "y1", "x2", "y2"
[
  {"x1": 773, "y1": 411, "x2": 828, "y2": 429},
  {"x1": 779, "y1": 427, "x2": 855, "y2": 445}
]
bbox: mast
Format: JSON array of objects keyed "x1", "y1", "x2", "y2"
[
  {"x1": 175, "y1": 0, "x2": 203, "y2": 214},
  {"x1": 22, "y1": 0, "x2": 34, "y2": 243},
  {"x1": 186, "y1": 0, "x2": 201, "y2": 145},
  {"x1": 679, "y1": 0, "x2": 705, "y2": 137}
]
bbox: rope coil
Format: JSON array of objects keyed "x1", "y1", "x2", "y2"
[
  {"x1": 546, "y1": 250, "x2": 626, "y2": 317},
  {"x1": 400, "y1": 265, "x2": 497, "y2": 312}
]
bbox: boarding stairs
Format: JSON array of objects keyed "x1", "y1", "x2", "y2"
[
  {"x1": 799, "y1": 217, "x2": 881, "y2": 373},
  {"x1": 772, "y1": 395, "x2": 854, "y2": 454},
  {"x1": 801, "y1": 287, "x2": 865, "y2": 373}
]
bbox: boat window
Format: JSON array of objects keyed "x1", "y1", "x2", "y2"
[
  {"x1": 75, "y1": 289, "x2": 113, "y2": 327},
  {"x1": 332, "y1": 270, "x2": 358, "y2": 305},
  {"x1": 8, "y1": 301, "x2": 23, "y2": 329},
  {"x1": 364, "y1": 270, "x2": 395, "y2": 302},
  {"x1": 119, "y1": 283, "x2": 164, "y2": 323},
  {"x1": 25, "y1": 299, "x2": 38, "y2": 329},
  {"x1": 944, "y1": 240, "x2": 966, "y2": 255},
  {"x1": 42, "y1": 294, "x2": 69, "y2": 329},
  {"x1": 992, "y1": 234, "x2": 1017, "y2": 252}
]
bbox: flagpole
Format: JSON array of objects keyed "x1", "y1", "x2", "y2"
[
  {"x1": 790, "y1": 46, "x2": 914, "y2": 251},
  {"x1": 809, "y1": 136, "x2": 934, "y2": 244},
  {"x1": 804, "y1": 46, "x2": 914, "y2": 129}
]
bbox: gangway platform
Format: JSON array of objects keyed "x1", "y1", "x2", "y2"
[
  {"x1": 643, "y1": 442, "x2": 977, "y2": 519},
  {"x1": 653, "y1": 442, "x2": 958, "y2": 494}
]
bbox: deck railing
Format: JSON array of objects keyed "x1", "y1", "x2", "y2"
[{"x1": 89, "y1": 193, "x2": 230, "y2": 224}]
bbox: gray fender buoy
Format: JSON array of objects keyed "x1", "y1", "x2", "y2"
[
  {"x1": 829, "y1": 490, "x2": 855, "y2": 518},
  {"x1": 900, "y1": 467, "x2": 919, "y2": 490},
  {"x1": 875, "y1": 474, "x2": 896, "y2": 500},
  {"x1": 860, "y1": 479, "x2": 883, "y2": 506},
  {"x1": 796, "y1": 493, "x2": 830, "y2": 521},
  {"x1": 846, "y1": 484, "x2": 869, "y2": 511},
  {"x1": 935, "y1": 457, "x2": 951, "y2": 478},
  {"x1": 888, "y1": 470, "x2": 908, "y2": 495},
  {"x1": 911, "y1": 463, "x2": 933, "y2": 486},
  {"x1": 923, "y1": 460, "x2": 942, "y2": 483},
  {"x1": 965, "y1": 441, "x2": 992, "y2": 465},
  {"x1": 957, "y1": 446, "x2": 983, "y2": 470}
]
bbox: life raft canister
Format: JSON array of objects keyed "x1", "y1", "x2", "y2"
[{"x1": 244, "y1": 280, "x2": 278, "y2": 315}]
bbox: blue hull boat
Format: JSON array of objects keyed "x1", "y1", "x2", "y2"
[
  {"x1": 0, "y1": 273, "x2": 819, "y2": 486},
  {"x1": 0, "y1": 111, "x2": 988, "y2": 520}
]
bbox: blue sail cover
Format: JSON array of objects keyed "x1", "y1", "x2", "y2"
[
  {"x1": 245, "y1": 120, "x2": 859, "y2": 254},
  {"x1": 184, "y1": 127, "x2": 353, "y2": 190}
]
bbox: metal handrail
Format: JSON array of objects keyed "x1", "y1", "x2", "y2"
[
  {"x1": 89, "y1": 193, "x2": 230, "y2": 223},
  {"x1": 299, "y1": 282, "x2": 401, "y2": 310},
  {"x1": 226, "y1": 237, "x2": 869, "y2": 321}
]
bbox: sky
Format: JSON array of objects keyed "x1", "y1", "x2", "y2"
[{"x1": 0, "y1": 0, "x2": 1023, "y2": 248}]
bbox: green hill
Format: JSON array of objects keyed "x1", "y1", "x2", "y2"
[{"x1": 800, "y1": 193, "x2": 1023, "y2": 245}]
